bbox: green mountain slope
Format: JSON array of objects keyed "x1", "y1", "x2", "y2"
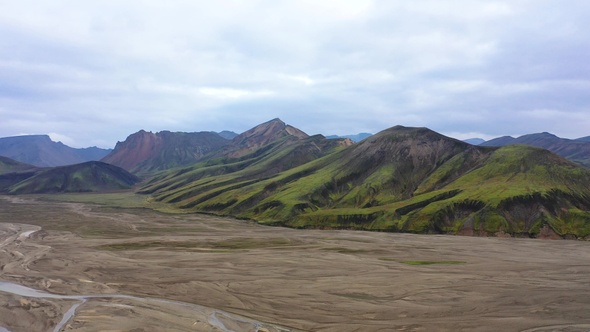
[
  {"x1": 0, "y1": 156, "x2": 39, "y2": 189},
  {"x1": 5, "y1": 161, "x2": 139, "y2": 194},
  {"x1": 0, "y1": 156, "x2": 37, "y2": 175},
  {"x1": 142, "y1": 126, "x2": 590, "y2": 239}
]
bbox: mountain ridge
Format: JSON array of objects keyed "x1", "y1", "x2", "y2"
[
  {"x1": 326, "y1": 133, "x2": 373, "y2": 142},
  {"x1": 481, "y1": 132, "x2": 590, "y2": 168},
  {"x1": 141, "y1": 124, "x2": 590, "y2": 239},
  {"x1": 101, "y1": 130, "x2": 230, "y2": 174},
  {"x1": 0, "y1": 135, "x2": 111, "y2": 167}
]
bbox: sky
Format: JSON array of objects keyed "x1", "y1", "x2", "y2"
[{"x1": 1, "y1": 1, "x2": 589, "y2": 148}]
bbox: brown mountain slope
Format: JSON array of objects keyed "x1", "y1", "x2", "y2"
[
  {"x1": 139, "y1": 120, "x2": 352, "y2": 200},
  {"x1": 101, "y1": 130, "x2": 230, "y2": 174},
  {"x1": 218, "y1": 118, "x2": 310, "y2": 158}
]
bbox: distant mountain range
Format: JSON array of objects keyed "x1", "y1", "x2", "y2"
[
  {"x1": 217, "y1": 130, "x2": 239, "y2": 140},
  {"x1": 480, "y1": 132, "x2": 590, "y2": 168},
  {"x1": 1, "y1": 121, "x2": 589, "y2": 239},
  {"x1": 463, "y1": 138, "x2": 486, "y2": 145},
  {"x1": 326, "y1": 133, "x2": 373, "y2": 142},
  {"x1": 0, "y1": 135, "x2": 111, "y2": 167}
]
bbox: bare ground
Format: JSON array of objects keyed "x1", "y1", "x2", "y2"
[{"x1": 1, "y1": 196, "x2": 590, "y2": 331}]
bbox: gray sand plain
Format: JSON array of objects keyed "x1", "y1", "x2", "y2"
[{"x1": 1, "y1": 196, "x2": 589, "y2": 331}]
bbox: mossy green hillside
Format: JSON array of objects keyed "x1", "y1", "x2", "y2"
[{"x1": 141, "y1": 126, "x2": 590, "y2": 239}]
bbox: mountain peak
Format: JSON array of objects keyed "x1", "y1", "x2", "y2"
[
  {"x1": 266, "y1": 118, "x2": 285, "y2": 124},
  {"x1": 231, "y1": 119, "x2": 308, "y2": 147},
  {"x1": 349, "y1": 125, "x2": 469, "y2": 167}
]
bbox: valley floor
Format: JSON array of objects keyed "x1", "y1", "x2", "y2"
[{"x1": 1, "y1": 195, "x2": 590, "y2": 331}]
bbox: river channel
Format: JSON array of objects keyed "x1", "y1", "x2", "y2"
[{"x1": 0, "y1": 281, "x2": 294, "y2": 332}]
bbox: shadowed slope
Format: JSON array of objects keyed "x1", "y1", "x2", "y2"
[
  {"x1": 6, "y1": 161, "x2": 139, "y2": 194},
  {"x1": 0, "y1": 157, "x2": 39, "y2": 190},
  {"x1": 0, "y1": 156, "x2": 37, "y2": 175}
]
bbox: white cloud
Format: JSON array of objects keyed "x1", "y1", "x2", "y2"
[
  {"x1": 198, "y1": 87, "x2": 275, "y2": 99},
  {"x1": 48, "y1": 132, "x2": 75, "y2": 146},
  {"x1": 1, "y1": 1, "x2": 590, "y2": 146}
]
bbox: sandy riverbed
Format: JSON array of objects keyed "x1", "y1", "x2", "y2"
[{"x1": 1, "y1": 196, "x2": 590, "y2": 331}]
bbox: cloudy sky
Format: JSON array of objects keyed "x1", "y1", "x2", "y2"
[{"x1": 1, "y1": 1, "x2": 589, "y2": 148}]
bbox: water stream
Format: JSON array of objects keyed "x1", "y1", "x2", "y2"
[
  {"x1": 53, "y1": 300, "x2": 85, "y2": 332},
  {"x1": 0, "y1": 219, "x2": 295, "y2": 331},
  {"x1": 0, "y1": 281, "x2": 294, "y2": 332}
]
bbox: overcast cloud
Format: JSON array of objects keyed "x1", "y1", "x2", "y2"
[{"x1": 1, "y1": 1, "x2": 589, "y2": 148}]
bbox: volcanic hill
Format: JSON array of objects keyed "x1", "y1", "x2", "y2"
[
  {"x1": 141, "y1": 125, "x2": 590, "y2": 239},
  {"x1": 2, "y1": 161, "x2": 139, "y2": 194}
]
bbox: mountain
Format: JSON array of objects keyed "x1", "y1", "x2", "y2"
[
  {"x1": 463, "y1": 138, "x2": 485, "y2": 145},
  {"x1": 101, "y1": 130, "x2": 230, "y2": 174},
  {"x1": 326, "y1": 133, "x2": 373, "y2": 142},
  {"x1": 0, "y1": 157, "x2": 39, "y2": 189},
  {"x1": 577, "y1": 136, "x2": 590, "y2": 143},
  {"x1": 189, "y1": 118, "x2": 317, "y2": 162},
  {"x1": 481, "y1": 132, "x2": 590, "y2": 168},
  {"x1": 217, "y1": 130, "x2": 239, "y2": 140},
  {"x1": 141, "y1": 125, "x2": 590, "y2": 239},
  {"x1": 481, "y1": 136, "x2": 516, "y2": 146},
  {"x1": 3, "y1": 161, "x2": 138, "y2": 194},
  {"x1": 139, "y1": 119, "x2": 353, "y2": 199},
  {"x1": 0, "y1": 135, "x2": 112, "y2": 167},
  {"x1": 222, "y1": 118, "x2": 309, "y2": 157}
]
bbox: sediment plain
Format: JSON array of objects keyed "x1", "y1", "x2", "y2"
[{"x1": 1, "y1": 195, "x2": 590, "y2": 331}]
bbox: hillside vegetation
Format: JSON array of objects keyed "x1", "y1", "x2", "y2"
[
  {"x1": 141, "y1": 124, "x2": 590, "y2": 239},
  {"x1": 2, "y1": 161, "x2": 138, "y2": 194}
]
